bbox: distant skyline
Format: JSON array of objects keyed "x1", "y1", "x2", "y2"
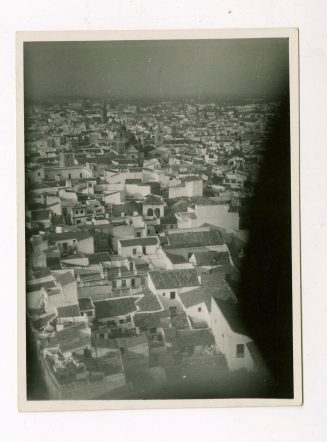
[{"x1": 24, "y1": 39, "x2": 289, "y2": 101}]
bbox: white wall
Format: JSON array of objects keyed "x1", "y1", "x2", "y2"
[
  {"x1": 210, "y1": 299, "x2": 253, "y2": 372},
  {"x1": 78, "y1": 237, "x2": 94, "y2": 254},
  {"x1": 194, "y1": 204, "x2": 240, "y2": 231}
]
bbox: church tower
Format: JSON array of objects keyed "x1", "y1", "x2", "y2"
[
  {"x1": 116, "y1": 123, "x2": 128, "y2": 155},
  {"x1": 155, "y1": 123, "x2": 163, "y2": 147},
  {"x1": 102, "y1": 102, "x2": 108, "y2": 124}
]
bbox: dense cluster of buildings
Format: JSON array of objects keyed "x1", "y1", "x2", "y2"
[{"x1": 25, "y1": 99, "x2": 276, "y2": 399}]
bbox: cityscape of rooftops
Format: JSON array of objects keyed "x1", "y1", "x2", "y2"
[{"x1": 24, "y1": 38, "x2": 290, "y2": 400}]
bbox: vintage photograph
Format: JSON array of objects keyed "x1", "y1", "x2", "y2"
[{"x1": 17, "y1": 30, "x2": 301, "y2": 409}]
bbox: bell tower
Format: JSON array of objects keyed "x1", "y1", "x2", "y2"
[{"x1": 102, "y1": 102, "x2": 108, "y2": 124}]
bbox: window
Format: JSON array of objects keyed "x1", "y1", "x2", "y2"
[
  {"x1": 162, "y1": 292, "x2": 165, "y2": 297},
  {"x1": 170, "y1": 291, "x2": 176, "y2": 300},
  {"x1": 131, "y1": 279, "x2": 135, "y2": 287},
  {"x1": 112, "y1": 280, "x2": 117, "y2": 289},
  {"x1": 119, "y1": 319, "x2": 125, "y2": 324},
  {"x1": 122, "y1": 280, "x2": 126, "y2": 287},
  {"x1": 80, "y1": 173, "x2": 83, "y2": 178},
  {"x1": 37, "y1": 172, "x2": 41, "y2": 176},
  {"x1": 68, "y1": 173, "x2": 72, "y2": 179},
  {"x1": 147, "y1": 208, "x2": 154, "y2": 217},
  {"x1": 147, "y1": 230, "x2": 151, "y2": 235},
  {"x1": 133, "y1": 248, "x2": 137, "y2": 255},
  {"x1": 197, "y1": 307, "x2": 202, "y2": 312},
  {"x1": 236, "y1": 344, "x2": 245, "y2": 358},
  {"x1": 126, "y1": 316, "x2": 132, "y2": 323},
  {"x1": 136, "y1": 232, "x2": 141, "y2": 237},
  {"x1": 142, "y1": 246, "x2": 147, "y2": 255},
  {"x1": 130, "y1": 262, "x2": 134, "y2": 271}
]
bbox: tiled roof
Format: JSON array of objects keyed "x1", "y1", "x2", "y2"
[
  {"x1": 110, "y1": 201, "x2": 142, "y2": 216},
  {"x1": 54, "y1": 271, "x2": 76, "y2": 287},
  {"x1": 106, "y1": 266, "x2": 135, "y2": 278},
  {"x1": 94, "y1": 296, "x2": 140, "y2": 319},
  {"x1": 192, "y1": 196, "x2": 220, "y2": 206},
  {"x1": 125, "y1": 178, "x2": 142, "y2": 184},
  {"x1": 32, "y1": 267, "x2": 52, "y2": 279},
  {"x1": 26, "y1": 279, "x2": 56, "y2": 292},
  {"x1": 160, "y1": 214, "x2": 177, "y2": 225},
  {"x1": 136, "y1": 292, "x2": 163, "y2": 313},
  {"x1": 31, "y1": 312, "x2": 56, "y2": 331},
  {"x1": 171, "y1": 312, "x2": 190, "y2": 330},
  {"x1": 56, "y1": 304, "x2": 81, "y2": 318},
  {"x1": 133, "y1": 311, "x2": 166, "y2": 330},
  {"x1": 46, "y1": 230, "x2": 93, "y2": 242},
  {"x1": 78, "y1": 297, "x2": 94, "y2": 311},
  {"x1": 49, "y1": 323, "x2": 91, "y2": 353},
  {"x1": 166, "y1": 229, "x2": 224, "y2": 248},
  {"x1": 183, "y1": 175, "x2": 202, "y2": 182},
  {"x1": 178, "y1": 288, "x2": 211, "y2": 311},
  {"x1": 166, "y1": 253, "x2": 188, "y2": 264},
  {"x1": 202, "y1": 273, "x2": 238, "y2": 302},
  {"x1": 119, "y1": 236, "x2": 159, "y2": 247},
  {"x1": 191, "y1": 251, "x2": 230, "y2": 266},
  {"x1": 149, "y1": 269, "x2": 200, "y2": 290},
  {"x1": 88, "y1": 252, "x2": 111, "y2": 265},
  {"x1": 176, "y1": 328, "x2": 215, "y2": 347},
  {"x1": 143, "y1": 194, "x2": 164, "y2": 205},
  {"x1": 31, "y1": 209, "x2": 51, "y2": 221}
]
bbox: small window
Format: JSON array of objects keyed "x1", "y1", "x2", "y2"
[
  {"x1": 37, "y1": 172, "x2": 41, "y2": 176},
  {"x1": 170, "y1": 292, "x2": 176, "y2": 300},
  {"x1": 162, "y1": 292, "x2": 165, "y2": 297},
  {"x1": 136, "y1": 232, "x2": 141, "y2": 238},
  {"x1": 197, "y1": 307, "x2": 202, "y2": 312},
  {"x1": 133, "y1": 248, "x2": 137, "y2": 255},
  {"x1": 129, "y1": 262, "x2": 133, "y2": 271},
  {"x1": 68, "y1": 173, "x2": 72, "y2": 179},
  {"x1": 147, "y1": 230, "x2": 151, "y2": 235},
  {"x1": 122, "y1": 280, "x2": 126, "y2": 287},
  {"x1": 126, "y1": 316, "x2": 132, "y2": 323},
  {"x1": 119, "y1": 319, "x2": 125, "y2": 324},
  {"x1": 80, "y1": 173, "x2": 83, "y2": 178},
  {"x1": 236, "y1": 344, "x2": 245, "y2": 358},
  {"x1": 112, "y1": 280, "x2": 117, "y2": 289}
]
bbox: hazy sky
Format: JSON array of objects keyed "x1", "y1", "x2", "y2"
[{"x1": 24, "y1": 39, "x2": 289, "y2": 100}]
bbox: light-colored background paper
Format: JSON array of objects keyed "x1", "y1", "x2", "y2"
[
  {"x1": 1, "y1": 0, "x2": 327, "y2": 440},
  {"x1": 16, "y1": 27, "x2": 301, "y2": 412}
]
